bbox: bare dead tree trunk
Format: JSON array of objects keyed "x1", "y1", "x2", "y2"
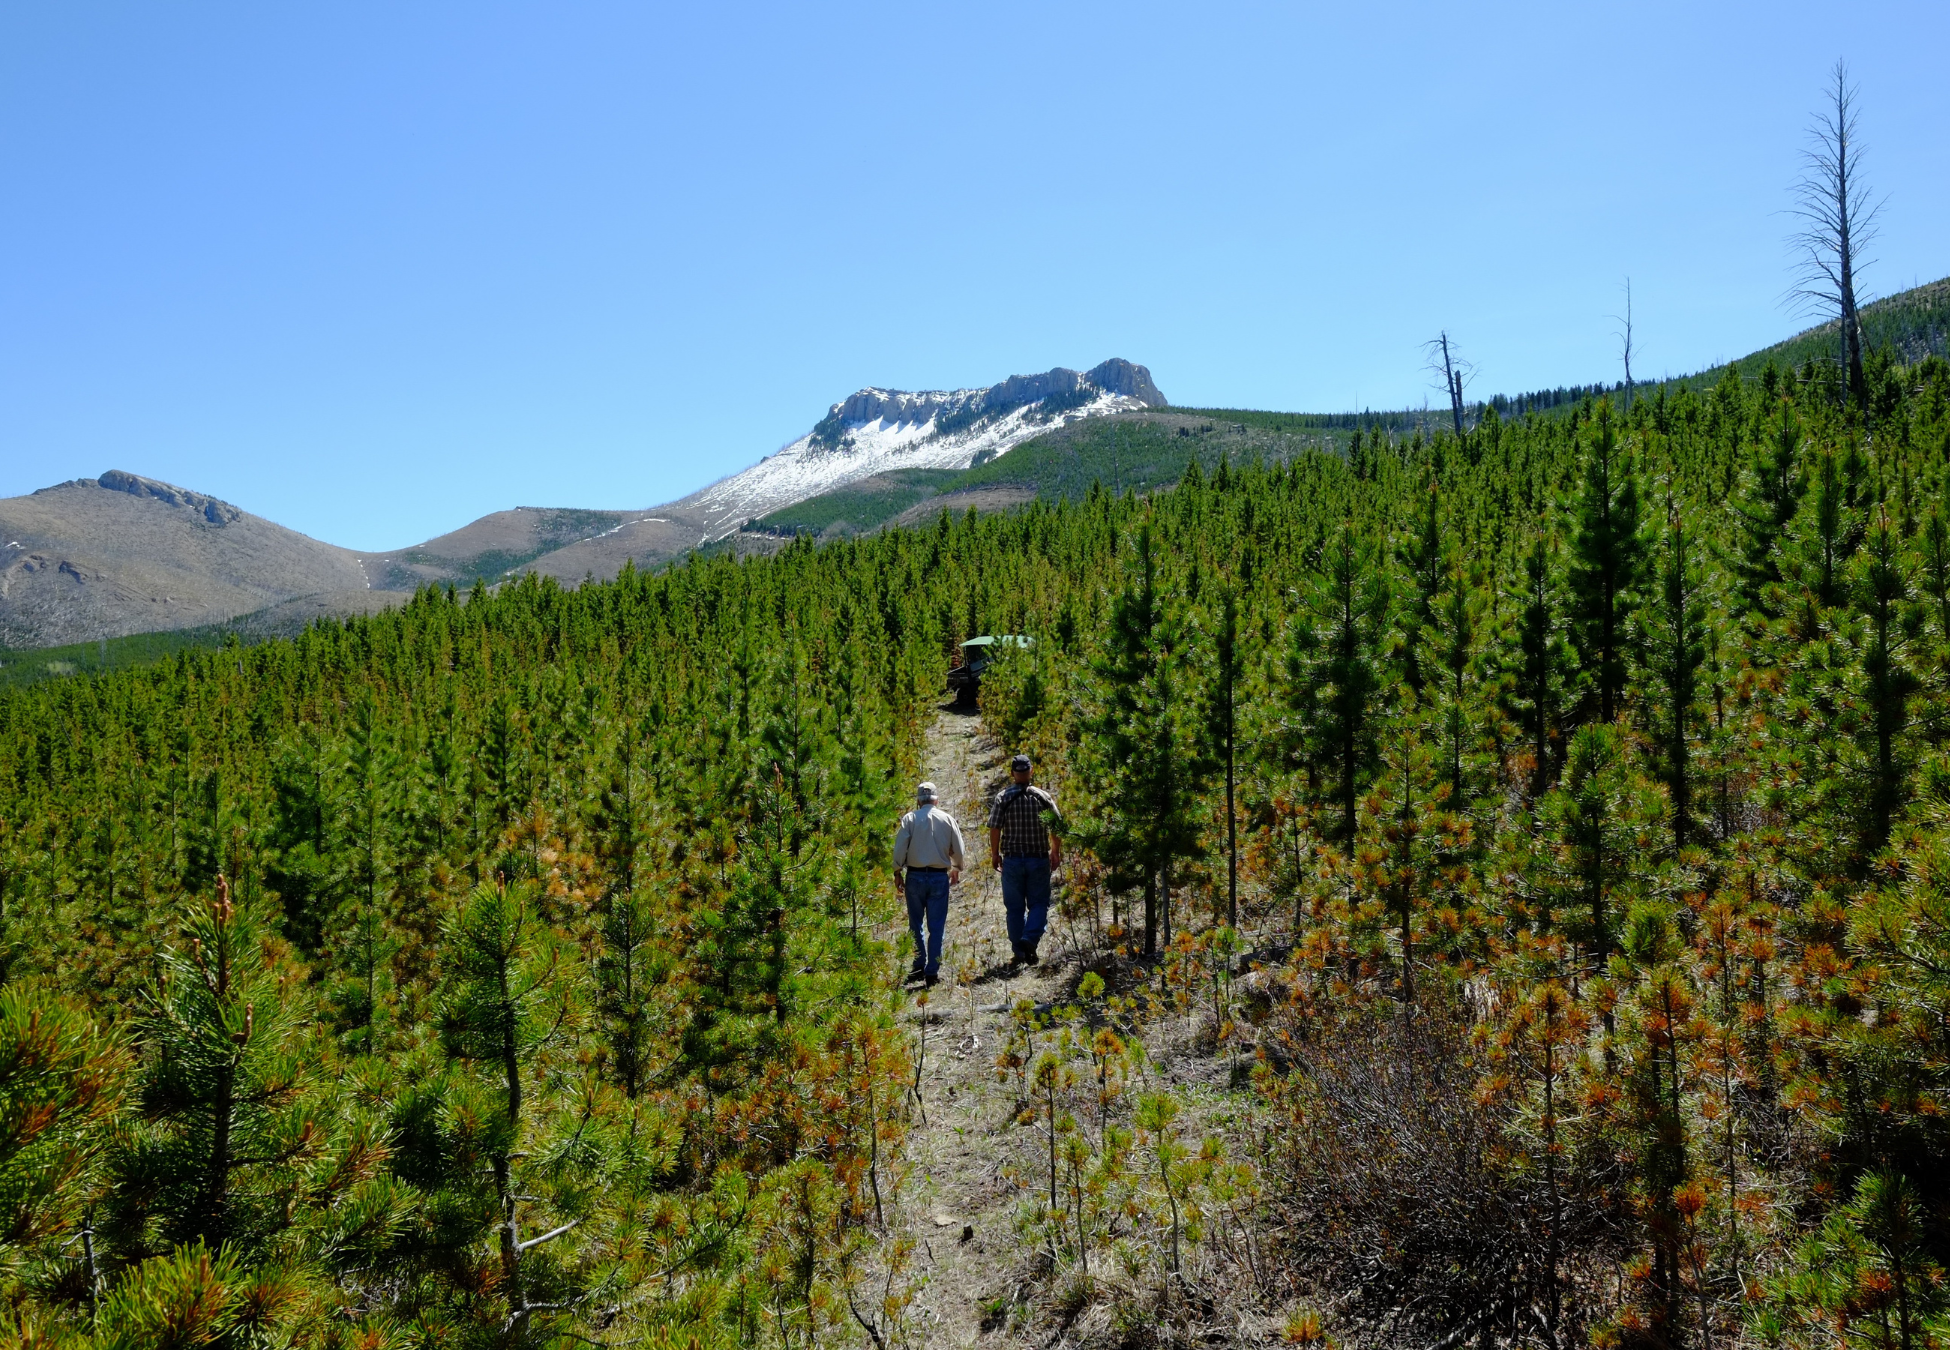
[
  {"x1": 1443, "y1": 334, "x2": 1464, "y2": 436},
  {"x1": 1426, "y1": 333, "x2": 1470, "y2": 437},
  {"x1": 1612, "y1": 278, "x2": 1636, "y2": 412},
  {"x1": 1790, "y1": 60, "x2": 1881, "y2": 415}
]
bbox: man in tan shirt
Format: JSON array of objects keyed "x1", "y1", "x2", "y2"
[{"x1": 893, "y1": 780, "x2": 964, "y2": 986}]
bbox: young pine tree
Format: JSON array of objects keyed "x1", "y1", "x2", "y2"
[
  {"x1": 1368, "y1": 725, "x2": 1445, "y2": 999},
  {"x1": 437, "y1": 878, "x2": 599, "y2": 1341},
  {"x1": 1915, "y1": 493, "x2": 1950, "y2": 749},
  {"x1": 1641, "y1": 508, "x2": 1713, "y2": 854},
  {"x1": 1203, "y1": 584, "x2": 1245, "y2": 929},
  {"x1": 1726, "y1": 408, "x2": 1808, "y2": 620},
  {"x1": 1772, "y1": 1170, "x2": 1943, "y2": 1350},
  {"x1": 1076, "y1": 523, "x2": 1209, "y2": 956},
  {"x1": 1285, "y1": 523, "x2": 1394, "y2": 845},
  {"x1": 1426, "y1": 557, "x2": 1492, "y2": 813},
  {"x1": 1544, "y1": 725, "x2": 1657, "y2": 968},
  {"x1": 592, "y1": 719, "x2": 667, "y2": 1098},
  {"x1": 332, "y1": 695, "x2": 399, "y2": 1054},
  {"x1": 1615, "y1": 904, "x2": 1700, "y2": 1346},
  {"x1": 688, "y1": 758, "x2": 837, "y2": 1074},
  {"x1": 111, "y1": 877, "x2": 341, "y2": 1259},
  {"x1": 0, "y1": 986, "x2": 125, "y2": 1317},
  {"x1": 1799, "y1": 448, "x2": 1864, "y2": 613},
  {"x1": 1566, "y1": 401, "x2": 1650, "y2": 727},
  {"x1": 1850, "y1": 511, "x2": 1920, "y2": 859},
  {"x1": 1396, "y1": 484, "x2": 1446, "y2": 696},
  {"x1": 1918, "y1": 499, "x2": 1950, "y2": 653},
  {"x1": 1504, "y1": 537, "x2": 1576, "y2": 799}
]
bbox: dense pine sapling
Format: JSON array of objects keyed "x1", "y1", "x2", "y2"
[
  {"x1": 1851, "y1": 511, "x2": 1919, "y2": 858},
  {"x1": 1505, "y1": 537, "x2": 1575, "y2": 798},
  {"x1": 1726, "y1": 409, "x2": 1807, "y2": 620},
  {"x1": 1285, "y1": 522, "x2": 1394, "y2": 843},
  {"x1": 1545, "y1": 725, "x2": 1652, "y2": 969},
  {"x1": 0, "y1": 986, "x2": 124, "y2": 1297},
  {"x1": 1641, "y1": 507, "x2": 1711, "y2": 853},
  {"x1": 1076, "y1": 524, "x2": 1208, "y2": 956},
  {"x1": 438, "y1": 878, "x2": 590, "y2": 1340},
  {"x1": 1397, "y1": 484, "x2": 1446, "y2": 696},
  {"x1": 1566, "y1": 400, "x2": 1649, "y2": 727},
  {"x1": 1206, "y1": 584, "x2": 1244, "y2": 928}
]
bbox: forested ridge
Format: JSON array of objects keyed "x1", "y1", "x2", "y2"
[{"x1": 5, "y1": 352, "x2": 1950, "y2": 1347}]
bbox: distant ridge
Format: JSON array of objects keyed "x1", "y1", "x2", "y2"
[
  {"x1": 7, "y1": 273, "x2": 1946, "y2": 656},
  {"x1": 0, "y1": 360, "x2": 1164, "y2": 648},
  {"x1": 0, "y1": 471, "x2": 376, "y2": 649},
  {"x1": 466, "y1": 359, "x2": 1168, "y2": 586}
]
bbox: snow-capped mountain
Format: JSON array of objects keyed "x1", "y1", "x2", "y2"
[
  {"x1": 672, "y1": 358, "x2": 1166, "y2": 541},
  {"x1": 0, "y1": 360, "x2": 1168, "y2": 646}
]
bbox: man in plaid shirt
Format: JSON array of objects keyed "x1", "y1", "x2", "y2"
[{"x1": 988, "y1": 753, "x2": 1063, "y2": 965}]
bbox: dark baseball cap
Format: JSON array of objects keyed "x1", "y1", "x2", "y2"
[{"x1": 1011, "y1": 754, "x2": 1032, "y2": 771}]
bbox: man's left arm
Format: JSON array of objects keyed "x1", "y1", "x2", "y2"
[{"x1": 1042, "y1": 791, "x2": 1064, "y2": 868}]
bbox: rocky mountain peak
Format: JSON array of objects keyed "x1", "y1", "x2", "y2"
[
  {"x1": 1083, "y1": 359, "x2": 1168, "y2": 407},
  {"x1": 811, "y1": 360, "x2": 1167, "y2": 450},
  {"x1": 94, "y1": 470, "x2": 244, "y2": 526}
]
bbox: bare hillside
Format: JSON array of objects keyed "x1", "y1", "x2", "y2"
[
  {"x1": 3, "y1": 361, "x2": 1162, "y2": 644},
  {"x1": 358, "y1": 506, "x2": 629, "y2": 590},
  {"x1": 0, "y1": 472, "x2": 404, "y2": 648}
]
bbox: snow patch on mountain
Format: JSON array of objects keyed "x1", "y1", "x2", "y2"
[{"x1": 670, "y1": 360, "x2": 1166, "y2": 542}]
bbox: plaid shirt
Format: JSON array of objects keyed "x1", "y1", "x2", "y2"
[{"x1": 989, "y1": 784, "x2": 1062, "y2": 858}]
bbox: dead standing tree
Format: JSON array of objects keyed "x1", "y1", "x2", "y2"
[
  {"x1": 1425, "y1": 332, "x2": 1472, "y2": 437},
  {"x1": 1789, "y1": 60, "x2": 1881, "y2": 414},
  {"x1": 1611, "y1": 278, "x2": 1638, "y2": 412}
]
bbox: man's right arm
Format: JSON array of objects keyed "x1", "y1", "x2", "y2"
[
  {"x1": 892, "y1": 818, "x2": 911, "y2": 887},
  {"x1": 945, "y1": 816, "x2": 965, "y2": 883},
  {"x1": 989, "y1": 825, "x2": 1003, "y2": 870}
]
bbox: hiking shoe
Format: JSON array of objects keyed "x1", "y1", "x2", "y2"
[
  {"x1": 924, "y1": 972, "x2": 939, "y2": 988},
  {"x1": 1023, "y1": 944, "x2": 1041, "y2": 967}
]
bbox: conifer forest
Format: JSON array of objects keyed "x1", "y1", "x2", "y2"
[{"x1": 8, "y1": 352, "x2": 1950, "y2": 1348}]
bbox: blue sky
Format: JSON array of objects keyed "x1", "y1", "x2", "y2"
[{"x1": 2, "y1": 2, "x2": 1945, "y2": 551}]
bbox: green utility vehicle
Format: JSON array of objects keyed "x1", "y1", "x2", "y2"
[{"x1": 947, "y1": 634, "x2": 1032, "y2": 707}]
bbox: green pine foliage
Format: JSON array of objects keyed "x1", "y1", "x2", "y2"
[
  {"x1": 1, "y1": 351, "x2": 1950, "y2": 1342},
  {"x1": 1071, "y1": 523, "x2": 1211, "y2": 955}
]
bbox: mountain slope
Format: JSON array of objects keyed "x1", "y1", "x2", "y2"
[
  {"x1": 761, "y1": 277, "x2": 1950, "y2": 540},
  {"x1": 357, "y1": 507, "x2": 628, "y2": 592},
  {"x1": 1721, "y1": 276, "x2": 1950, "y2": 378},
  {"x1": 755, "y1": 409, "x2": 1352, "y2": 537},
  {"x1": 0, "y1": 471, "x2": 390, "y2": 648},
  {"x1": 0, "y1": 360, "x2": 1166, "y2": 647},
  {"x1": 13, "y1": 269, "x2": 1949, "y2": 653},
  {"x1": 507, "y1": 358, "x2": 1166, "y2": 583}
]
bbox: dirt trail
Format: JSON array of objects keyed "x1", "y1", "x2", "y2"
[{"x1": 889, "y1": 706, "x2": 1071, "y2": 1347}]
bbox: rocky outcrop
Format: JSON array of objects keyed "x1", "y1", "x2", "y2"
[
  {"x1": 1085, "y1": 359, "x2": 1168, "y2": 407},
  {"x1": 833, "y1": 387, "x2": 984, "y2": 428},
  {"x1": 95, "y1": 470, "x2": 244, "y2": 526},
  {"x1": 820, "y1": 360, "x2": 1168, "y2": 436},
  {"x1": 980, "y1": 367, "x2": 1089, "y2": 412},
  {"x1": 1, "y1": 473, "x2": 374, "y2": 647}
]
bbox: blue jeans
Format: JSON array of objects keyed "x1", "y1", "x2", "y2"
[
  {"x1": 1000, "y1": 856, "x2": 1051, "y2": 947},
  {"x1": 905, "y1": 870, "x2": 950, "y2": 977}
]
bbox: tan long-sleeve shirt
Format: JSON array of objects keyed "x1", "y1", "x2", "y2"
[{"x1": 893, "y1": 804, "x2": 966, "y2": 871}]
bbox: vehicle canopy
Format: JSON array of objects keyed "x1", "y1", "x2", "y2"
[{"x1": 947, "y1": 636, "x2": 1032, "y2": 703}]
